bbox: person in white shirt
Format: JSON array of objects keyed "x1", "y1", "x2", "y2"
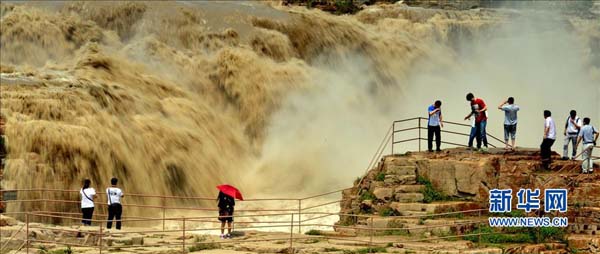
[
  {"x1": 541, "y1": 110, "x2": 557, "y2": 170},
  {"x1": 106, "y1": 177, "x2": 124, "y2": 230},
  {"x1": 80, "y1": 179, "x2": 96, "y2": 226},
  {"x1": 576, "y1": 118, "x2": 599, "y2": 174},
  {"x1": 562, "y1": 110, "x2": 583, "y2": 160}
]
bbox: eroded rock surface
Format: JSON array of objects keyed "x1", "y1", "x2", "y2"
[{"x1": 339, "y1": 148, "x2": 600, "y2": 253}]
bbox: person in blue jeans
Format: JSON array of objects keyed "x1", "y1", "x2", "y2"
[
  {"x1": 465, "y1": 93, "x2": 488, "y2": 151},
  {"x1": 427, "y1": 100, "x2": 443, "y2": 152},
  {"x1": 468, "y1": 116, "x2": 478, "y2": 148}
]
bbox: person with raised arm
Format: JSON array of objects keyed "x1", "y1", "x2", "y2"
[
  {"x1": 498, "y1": 97, "x2": 520, "y2": 150},
  {"x1": 427, "y1": 100, "x2": 443, "y2": 152}
]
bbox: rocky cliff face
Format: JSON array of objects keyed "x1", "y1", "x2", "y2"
[
  {"x1": 338, "y1": 148, "x2": 600, "y2": 253},
  {"x1": 342, "y1": 148, "x2": 600, "y2": 214}
]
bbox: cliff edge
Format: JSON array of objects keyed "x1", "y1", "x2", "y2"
[{"x1": 338, "y1": 148, "x2": 599, "y2": 253}]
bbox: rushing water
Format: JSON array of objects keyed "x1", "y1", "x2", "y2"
[{"x1": 1, "y1": 1, "x2": 598, "y2": 220}]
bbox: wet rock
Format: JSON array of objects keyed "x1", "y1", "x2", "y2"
[{"x1": 0, "y1": 215, "x2": 18, "y2": 226}]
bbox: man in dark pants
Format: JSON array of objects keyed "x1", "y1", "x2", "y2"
[
  {"x1": 106, "y1": 177, "x2": 124, "y2": 230},
  {"x1": 541, "y1": 110, "x2": 557, "y2": 170},
  {"x1": 427, "y1": 100, "x2": 443, "y2": 152},
  {"x1": 217, "y1": 191, "x2": 236, "y2": 239}
]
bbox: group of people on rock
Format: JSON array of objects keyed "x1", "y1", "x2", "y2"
[
  {"x1": 78, "y1": 178, "x2": 236, "y2": 239},
  {"x1": 426, "y1": 93, "x2": 598, "y2": 173}
]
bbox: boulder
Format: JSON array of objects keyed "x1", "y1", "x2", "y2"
[
  {"x1": 384, "y1": 157, "x2": 416, "y2": 167},
  {"x1": 131, "y1": 236, "x2": 144, "y2": 246},
  {"x1": 454, "y1": 162, "x2": 485, "y2": 196},
  {"x1": 334, "y1": 227, "x2": 357, "y2": 236},
  {"x1": 390, "y1": 202, "x2": 481, "y2": 214},
  {"x1": 395, "y1": 185, "x2": 425, "y2": 193},
  {"x1": 398, "y1": 175, "x2": 417, "y2": 184},
  {"x1": 384, "y1": 175, "x2": 401, "y2": 185},
  {"x1": 29, "y1": 229, "x2": 55, "y2": 241},
  {"x1": 462, "y1": 249, "x2": 503, "y2": 254},
  {"x1": 567, "y1": 234, "x2": 600, "y2": 252},
  {"x1": 385, "y1": 165, "x2": 417, "y2": 176},
  {"x1": 390, "y1": 202, "x2": 429, "y2": 213},
  {"x1": 395, "y1": 193, "x2": 424, "y2": 202},
  {"x1": 368, "y1": 217, "x2": 393, "y2": 229},
  {"x1": 373, "y1": 187, "x2": 394, "y2": 201},
  {"x1": 417, "y1": 160, "x2": 459, "y2": 196}
]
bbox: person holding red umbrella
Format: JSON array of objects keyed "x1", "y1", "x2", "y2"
[{"x1": 216, "y1": 185, "x2": 243, "y2": 239}]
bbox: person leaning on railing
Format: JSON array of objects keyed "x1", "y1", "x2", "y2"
[{"x1": 465, "y1": 93, "x2": 488, "y2": 151}]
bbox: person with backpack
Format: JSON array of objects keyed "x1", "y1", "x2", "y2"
[
  {"x1": 563, "y1": 110, "x2": 582, "y2": 160},
  {"x1": 427, "y1": 100, "x2": 444, "y2": 152},
  {"x1": 217, "y1": 191, "x2": 235, "y2": 239},
  {"x1": 80, "y1": 179, "x2": 96, "y2": 226},
  {"x1": 498, "y1": 97, "x2": 520, "y2": 150},
  {"x1": 541, "y1": 110, "x2": 557, "y2": 170},
  {"x1": 106, "y1": 177, "x2": 124, "y2": 230},
  {"x1": 576, "y1": 117, "x2": 599, "y2": 174}
]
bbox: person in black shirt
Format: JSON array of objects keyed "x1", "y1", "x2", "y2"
[{"x1": 217, "y1": 191, "x2": 235, "y2": 239}]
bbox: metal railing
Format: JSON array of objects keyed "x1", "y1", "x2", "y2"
[
  {"x1": 592, "y1": 145, "x2": 600, "y2": 160},
  {"x1": 1, "y1": 117, "x2": 598, "y2": 253},
  {"x1": 0, "y1": 187, "x2": 348, "y2": 235},
  {"x1": 0, "y1": 207, "x2": 506, "y2": 254},
  {"x1": 391, "y1": 117, "x2": 506, "y2": 154}
]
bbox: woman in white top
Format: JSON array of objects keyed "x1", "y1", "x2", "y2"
[{"x1": 80, "y1": 179, "x2": 96, "y2": 226}]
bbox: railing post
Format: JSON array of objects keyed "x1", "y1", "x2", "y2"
[
  {"x1": 42, "y1": 190, "x2": 47, "y2": 218},
  {"x1": 162, "y1": 196, "x2": 166, "y2": 231},
  {"x1": 478, "y1": 210, "x2": 481, "y2": 244},
  {"x1": 298, "y1": 199, "x2": 302, "y2": 234},
  {"x1": 99, "y1": 221, "x2": 103, "y2": 254},
  {"x1": 182, "y1": 217, "x2": 186, "y2": 254},
  {"x1": 289, "y1": 214, "x2": 294, "y2": 253},
  {"x1": 418, "y1": 118, "x2": 422, "y2": 152},
  {"x1": 25, "y1": 213, "x2": 29, "y2": 254},
  {"x1": 369, "y1": 216, "x2": 374, "y2": 250},
  {"x1": 391, "y1": 122, "x2": 395, "y2": 155}
]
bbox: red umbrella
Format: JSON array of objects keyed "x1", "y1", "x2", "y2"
[{"x1": 216, "y1": 184, "x2": 244, "y2": 200}]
